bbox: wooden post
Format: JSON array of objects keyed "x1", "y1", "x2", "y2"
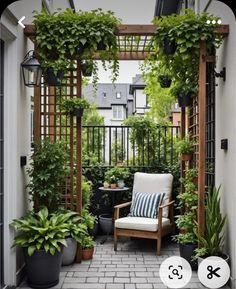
[
  {"x1": 34, "y1": 85, "x2": 41, "y2": 142},
  {"x1": 48, "y1": 86, "x2": 56, "y2": 141},
  {"x1": 198, "y1": 41, "x2": 207, "y2": 238},
  {"x1": 75, "y1": 60, "x2": 82, "y2": 263},
  {"x1": 180, "y1": 107, "x2": 186, "y2": 194}
]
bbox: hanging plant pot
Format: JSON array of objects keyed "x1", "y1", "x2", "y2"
[
  {"x1": 97, "y1": 41, "x2": 107, "y2": 51},
  {"x1": 44, "y1": 68, "x2": 64, "y2": 86},
  {"x1": 24, "y1": 248, "x2": 63, "y2": 288},
  {"x1": 81, "y1": 62, "x2": 93, "y2": 77},
  {"x1": 70, "y1": 107, "x2": 84, "y2": 117},
  {"x1": 181, "y1": 153, "x2": 192, "y2": 161},
  {"x1": 177, "y1": 93, "x2": 192, "y2": 107},
  {"x1": 163, "y1": 37, "x2": 177, "y2": 55},
  {"x1": 77, "y1": 42, "x2": 89, "y2": 54},
  {"x1": 158, "y1": 75, "x2": 172, "y2": 88}
]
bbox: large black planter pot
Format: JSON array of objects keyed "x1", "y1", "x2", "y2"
[
  {"x1": 163, "y1": 38, "x2": 177, "y2": 55},
  {"x1": 88, "y1": 222, "x2": 99, "y2": 237},
  {"x1": 177, "y1": 93, "x2": 192, "y2": 107},
  {"x1": 158, "y1": 75, "x2": 172, "y2": 88},
  {"x1": 24, "y1": 248, "x2": 63, "y2": 288},
  {"x1": 44, "y1": 68, "x2": 64, "y2": 86},
  {"x1": 179, "y1": 243, "x2": 198, "y2": 270},
  {"x1": 99, "y1": 214, "x2": 114, "y2": 235},
  {"x1": 71, "y1": 107, "x2": 84, "y2": 117}
]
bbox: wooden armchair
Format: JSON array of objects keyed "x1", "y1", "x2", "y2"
[{"x1": 114, "y1": 172, "x2": 175, "y2": 255}]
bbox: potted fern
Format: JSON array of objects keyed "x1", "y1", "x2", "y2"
[{"x1": 81, "y1": 235, "x2": 95, "y2": 260}]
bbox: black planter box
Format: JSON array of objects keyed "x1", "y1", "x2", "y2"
[
  {"x1": 163, "y1": 38, "x2": 177, "y2": 55},
  {"x1": 81, "y1": 64, "x2": 92, "y2": 77},
  {"x1": 179, "y1": 243, "x2": 198, "y2": 270},
  {"x1": 178, "y1": 93, "x2": 192, "y2": 107}
]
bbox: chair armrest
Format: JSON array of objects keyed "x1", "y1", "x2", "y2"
[
  {"x1": 114, "y1": 201, "x2": 132, "y2": 209},
  {"x1": 114, "y1": 201, "x2": 132, "y2": 220},
  {"x1": 159, "y1": 200, "x2": 175, "y2": 209}
]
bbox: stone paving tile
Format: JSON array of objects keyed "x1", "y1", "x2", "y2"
[{"x1": 17, "y1": 236, "x2": 231, "y2": 289}]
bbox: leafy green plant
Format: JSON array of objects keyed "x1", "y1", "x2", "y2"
[
  {"x1": 34, "y1": 8, "x2": 120, "y2": 89},
  {"x1": 27, "y1": 138, "x2": 69, "y2": 212},
  {"x1": 59, "y1": 98, "x2": 90, "y2": 113},
  {"x1": 105, "y1": 167, "x2": 129, "y2": 183},
  {"x1": 193, "y1": 186, "x2": 227, "y2": 259},
  {"x1": 172, "y1": 232, "x2": 197, "y2": 245},
  {"x1": 81, "y1": 235, "x2": 95, "y2": 249},
  {"x1": 82, "y1": 208, "x2": 98, "y2": 230},
  {"x1": 176, "y1": 135, "x2": 195, "y2": 155},
  {"x1": 10, "y1": 207, "x2": 73, "y2": 256}
]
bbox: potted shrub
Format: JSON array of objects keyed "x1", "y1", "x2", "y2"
[
  {"x1": 59, "y1": 98, "x2": 90, "y2": 117},
  {"x1": 10, "y1": 207, "x2": 75, "y2": 288},
  {"x1": 81, "y1": 235, "x2": 95, "y2": 260},
  {"x1": 61, "y1": 210, "x2": 88, "y2": 266},
  {"x1": 193, "y1": 186, "x2": 228, "y2": 263},
  {"x1": 82, "y1": 208, "x2": 98, "y2": 237},
  {"x1": 173, "y1": 167, "x2": 198, "y2": 270},
  {"x1": 34, "y1": 9, "x2": 121, "y2": 90},
  {"x1": 176, "y1": 135, "x2": 195, "y2": 161},
  {"x1": 104, "y1": 167, "x2": 129, "y2": 188},
  {"x1": 27, "y1": 138, "x2": 69, "y2": 212}
]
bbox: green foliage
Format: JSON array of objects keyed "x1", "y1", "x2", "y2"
[
  {"x1": 104, "y1": 167, "x2": 130, "y2": 183},
  {"x1": 34, "y1": 8, "x2": 120, "y2": 89},
  {"x1": 27, "y1": 138, "x2": 69, "y2": 212},
  {"x1": 194, "y1": 186, "x2": 227, "y2": 259},
  {"x1": 176, "y1": 135, "x2": 195, "y2": 155},
  {"x1": 59, "y1": 98, "x2": 90, "y2": 113},
  {"x1": 82, "y1": 208, "x2": 98, "y2": 230},
  {"x1": 144, "y1": 9, "x2": 223, "y2": 104},
  {"x1": 172, "y1": 232, "x2": 197, "y2": 245},
  {"x1": 10, "y1": 207, "x2": 74, "y2": 256},
  {"x1": 81, "y1": 235, "x2": 95, "y2": 249},
  {"x1": 82, "y1": 176, "x2": 93, "y2": 209}
]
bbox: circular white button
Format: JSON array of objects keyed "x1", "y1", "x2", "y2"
[
  {"x1": 159, "y1": 256, "x2": 192, "y2": 288},
  {"x1": 198, "y1": 256, "x2": 230, "y2": 288}
]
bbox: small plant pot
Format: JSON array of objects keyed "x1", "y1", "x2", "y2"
[
  {"x1": 70, "y1": 107, "x2": 84, "y2": 117},
  {"x1": 82, "y1": 247, "x2": 94, "y2": 260},
  {"x1": 110, "y1": 183, "x2": 117, "y2": 189},
  {"x1": 117, "y1": 180, "x2": 125, "y2": 189},
  {"x1": 181, "y1": 154, "x2": 192, "y2": 161},
  {"x1": 103, "y1": 181, "x2": 109, "y2": 188},
  {"x1": 99, "y1": 214, "x2": 114, "y2": 235},
  {"x1": 81, "y1": 63, "x2": 93, "y2": 77},
  {"x1": 158, "y1": 75, "x2": 172, "y2": 88},
  {"x1": 163, "y1": 37, "x2": 177, "y2": 55},
  {"x1": 97, "y1": 41, "x2": 107, "y2": 51},
  {"x1": 44, "y1": 68, "x2": 64, "y2": 86},
  {"x1": 178, "y1": 93, "x2": 192, "y2": 107}
]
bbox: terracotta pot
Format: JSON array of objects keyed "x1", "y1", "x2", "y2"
[
  {"x1": 181, "y1": 154, "x2": 192, "y2": 161},
  {"x1": 82, "y1": 247, "x2": 94, "y2": 260},
  {"x1": 110, "y1": 183, "x2": 117, "y2": 189}
]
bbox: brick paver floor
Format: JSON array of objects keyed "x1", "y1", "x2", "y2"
[{"x1": 19, "y1": 235, "x2": 230, "y2": 289}]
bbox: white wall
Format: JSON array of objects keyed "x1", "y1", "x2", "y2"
[
  {"x1": 1, "y1": 0, "x2": 41, "y2": 286},
  {"x1": 202, "y1": 1, "x2": 236, "y2": 288}
]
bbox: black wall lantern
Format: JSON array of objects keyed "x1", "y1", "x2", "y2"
[{"x1": 21, "y1": 50, "x2": 42, "y2": 87}]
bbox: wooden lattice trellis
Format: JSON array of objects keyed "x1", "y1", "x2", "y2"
[{"x1": 26, "y1": 23, "x2": 229, "y2": 246}]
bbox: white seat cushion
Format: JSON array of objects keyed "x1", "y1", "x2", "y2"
[{"x1": 115, "y1": 217, "x2": 170, "y2": 232}]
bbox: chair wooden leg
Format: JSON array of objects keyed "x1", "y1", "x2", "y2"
[
  {"x1": 157, "y1": 238, "x2": 161, "y2": 255},
  {"x1": 114, "y1": 230, "x2": 117, "y2": 251}
]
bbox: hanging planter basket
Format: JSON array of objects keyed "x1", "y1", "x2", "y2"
[
  {"x1": 181, "y1": 153, "x2": 193, "y2": 161},
  {"x1": 44, "y1": 68, "x2": 64, "y2": 86},
  {"x1": 158, "y1": 75, "x2": 172, "y2": 88},
  {"x1": 163, "y1": 37, "x2": 177, "y2": 55},
  {"x1": 177, "y1": 93, "x2": 192, "y2": 108},
  {"x1": 70, "y1": 107, "x2": 84, "y2": 117},
  {"x1": 97, "y1": 41, "x2": 107, "y2": 51},
  {"x1": 81, "y1": 62, "x2": 93, "y2": 77}
]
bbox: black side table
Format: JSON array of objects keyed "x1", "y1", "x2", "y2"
[{"x1": 98, "y1": 186, "x2": 129, "y2": 244}]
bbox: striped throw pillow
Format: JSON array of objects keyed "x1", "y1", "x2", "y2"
[{"x1": 129, "y1": 192, "x2": 165, "y2": 218}]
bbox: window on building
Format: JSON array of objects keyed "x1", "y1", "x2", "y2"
[
  {"x1": 116, "y1": 92, "x2": 121, "y2": 99},
  {"x1": 103, "y1": 92, "x2": 106, "y2": 98},
  {"x1": 112, "y1": 105, "x2": 124, "y2": 120}
]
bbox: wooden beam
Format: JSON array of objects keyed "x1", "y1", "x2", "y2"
[
  {"x1": 48, "y1": 87, "x2": 56, "y2": 141},
  {"x1": 93, "y1": 51, "x2": 152, "y2": 61},
  {"x1": 197, "y1": 41, "x2": 207, "y2": 239}
]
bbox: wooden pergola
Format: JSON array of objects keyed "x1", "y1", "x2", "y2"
[{"x1": 24, "y1": 23, "x2": 229, "y2": 248}]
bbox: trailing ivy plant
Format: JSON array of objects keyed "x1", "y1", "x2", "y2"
[
  {"x1": 143, "y1": 9, "x2": 223, "y2": 104},
  {"x1": 34, "y1": 8, "x2": 121, "y2": 89}
]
